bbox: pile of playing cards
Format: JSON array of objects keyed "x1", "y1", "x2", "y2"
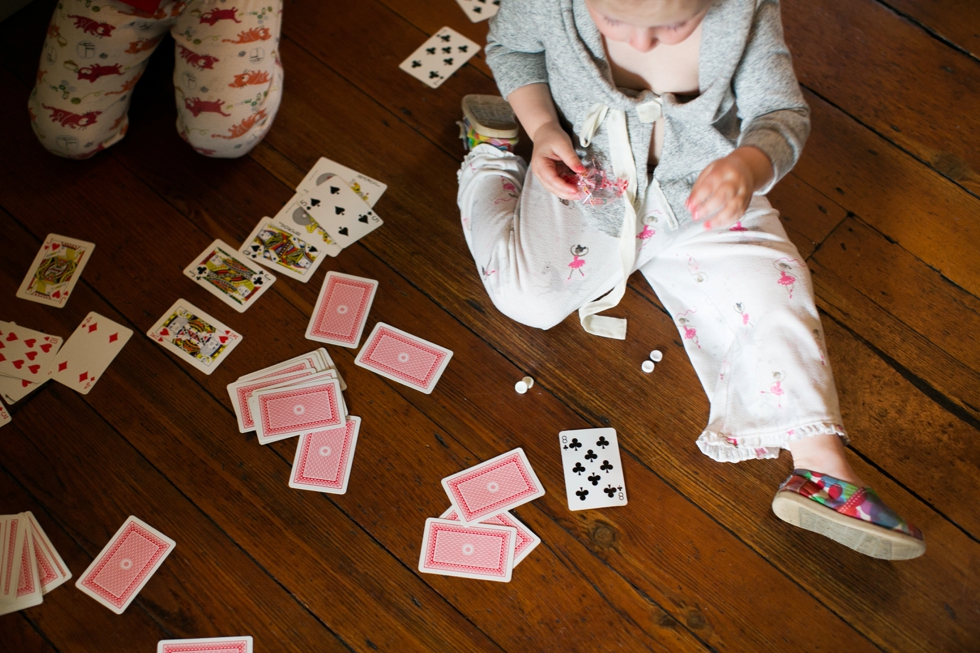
[
  {"x1": 419, "y1": 448, "x2": 544, "y2": 582},
  {"x1": 399, "y1": 27, "x2": 480, "y2": 89},
  {"x1": 559, "y1": 428, "x2": 628, "y2": 511},
  {"x1": 0, "y1": 512, "x2": 72, "y2": 615},
  {"x1": 75, "y1": 515, "x2": 175, "y2": 614},
  {"x1": 228, "y1": 349, "x2": 361, "y2": 494}
]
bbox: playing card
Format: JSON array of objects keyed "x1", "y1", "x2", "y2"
[
  {"x1": 455, "y1": 0, "x2": 500, "y2": 22},
  {"x1": 183, "y1": 239, "x2": 276, "y2": 313},
  {"x1": 239, "y1": 217, "x2": 327, "y2": 283},
  {"x1": 16, "y1": 234, "x2": 95, "y2": 308},
  {"x1": 418, "y1": 518, "x2": 516, "y2": 582},
  {"x1": 26, "y1": 512, "x2": 72, "y2": 594},
  {"x1": 75, "y1": 515, "x2": 175, "y2": 614},
  {"x1": 289, "y1": 417, "x2": 361, "y2": 494},
  {"x1": 296, "y1": 179, "x2": 383, "y2": 250},
  {"x1": 0, "y1": 375, "x2": 41, "y2": 405},
  {"x1": 306, "y1": 272, "x2": 378, "y2": 348},
  {"x1": 227, "y1": 369, "x2": 318, "y2": 433},
  {"x1": 296, "y1": 157, "x2": 387, "y2": 208},
  {"x1": 354, "y1": 323, "x2": 452, "y2": 394},
  {"x1": 559, "y1": 428, "x2": 628, "y2": 511},
  {"x1": 0, "y1": 515, "x2": 43, "y2": 615},
  {"x1": 0, "y1": 321, "x2": 63, "y2": 383},
  {"x1": 440, "y1": 507, "x2": 540, "y2": 567},
  {"x1": 147, "y1": 300, "x2": 242, "y2": 375},
  {"x1": 271, "y1": 201, "x2": 342, "y2": 257},
  {"x1": 399, "y1": 27, "x2": 480, "y2": 89},
  {"x1": 0, "y1": 400, "x2": 9, "y2": 429},
  {"x1": 251, "y1": 378, "x2": 345, "y2": 444},
  {"x1": 237, "y1": 349, "x2": 346, "y2": 391},
  {"x1": 442, "y1": 448, "x2": 546, "y2": 524},
  {"x1": 0, "y1": 515, "x2": 27, "y2": 604},
  {"x1": 48, "y1": 312, "x2": 133, "y2": 394},
  {"x1": 157, "y1": 636, "x2": 254, "y2": 653}
]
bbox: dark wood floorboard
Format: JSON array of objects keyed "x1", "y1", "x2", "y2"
[{"x1": 1, "y1": 0, "x2": 978, "y2": 651}]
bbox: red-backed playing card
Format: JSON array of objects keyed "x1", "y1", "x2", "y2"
[
  {"x1": 418, "y1": 518, "x2": 516, "y2": 582},
  {"x1": 441, "y1": 448, "x2": 546, "y2": 524},
  {"x1": 157, "y1": 636, "x2": 253, "y2": 653},
  {"x1": 289, "y1": 417, "x2": 360, "y2": 494},
  {"x1": 306, "y1": 271, "x2": 378, "y2": 348},
  {"x1": 252, "y1": 378, "x2": 345, "y2": 444},
  {"x1": 440, "y1": 507, "x2": 540, "y2": 567},
  {"x1": 354, "y1": 323, "x2": 452, "y2": 394}
]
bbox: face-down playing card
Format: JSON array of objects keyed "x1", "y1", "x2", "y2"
[
  {"x1": 419, "y1": 518, "x2": 516, "y2": 582},
  {"x1": 289, "y1": 416, "x2": 361, "y2": 494},
  {"x1": 296, "y1": 179, "x2": 383, "y2": 250},
  {"x1": 306, "y1": 272, "x2": 378, "y2": 348},
  {"x1": 354, "y1": 323, "x2": 452, "y2": 394},
  {"x1": 441, "y1": 448, "x2": 545, "y2": 524},
  {"x1": 399, "y1": 26, "x2": 481, "y2": 89},
  {"x1": 16, "y1": 234, "x2": 95, "y2": 308},
  {"x1": 239, "y1": 217, "x2": 328, "y2": 282},
  {"x1": 440, "y1": 506, "x2": 539, "y2": 567},
  {"x1": 0, "y1": 513, "x2": 43, "y2": 615},
  {"x1": 251, "y1": 377, "x2": 346, "y2": 444},
  {"x1": 147, "y1": 300, "x2": 242, "y2": 375},
  {"x1": 26, "y1": 511, "x2": 72, "y2": 595},
  {"x1": 157, "y1": 636, "x2": 253, "y2": 653},
  {"x1": 48, "y1": 312, "x2": 133, "y2": 394},
  {"x1": 183, "y1": 239, "x2": 276, "y2": 313},
  {"x1": 559, "y1": 428, "x2": 628, "y2": 511}
]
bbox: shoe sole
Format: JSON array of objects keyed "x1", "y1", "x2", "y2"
[
  {"x1": 462, "y1": 94, "x2": 519, "y2": 138},
  {"x1": 772, "y1": 492, "x2": 926, "y2": 560}
]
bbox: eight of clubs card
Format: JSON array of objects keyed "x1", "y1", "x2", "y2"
[
  {"x1": 48, "y1": 312, "x2": 133, "y2": 394},
  {"x1": 559, "y1": 428, "x2": 628, "y2": 511},
  {"x1": 306, "y1": 272, "x2": 378, "y2": 348},
  {"x1": 147, "y1": 300, "x2": 242, "y2": 375},
  {"x1": 399, "y1": 27, "x2": 480, "y2": 88},
  {"x1": 183, "y1": 239, "x2": 276, "y2": 312},
  {"x1": 16, "y1": 234, "x2": 95, "y2": 308}
]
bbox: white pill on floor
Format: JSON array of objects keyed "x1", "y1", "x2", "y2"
[
  {"x1": 641, "y1": 360, "x2": 655, "y2": 373},
  {"x1": 515, "y1": 380, "x2": 529, "y2": 394},
  {"x1": 649, "y1": 350, "x2": 663, "y2": 362}
]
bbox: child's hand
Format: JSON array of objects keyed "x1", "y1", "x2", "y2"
[
  {"x1": 530, "y1": 122, "x2": 586, "y2": 200},
  {"x1": 686, "y1": 147, "x2": 773, "y2": 230}
]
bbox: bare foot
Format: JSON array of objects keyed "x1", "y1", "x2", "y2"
[{"x1": 787, "y1": 434, "x2": 865, "y2": 487}]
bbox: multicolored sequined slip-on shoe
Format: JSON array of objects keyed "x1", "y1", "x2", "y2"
[
  {"x1": 772, "y1": 469, "x2": 925, "y2": 560},
  {"x1": 458, "y1": 94, "x2": 520, "y2": 152}
]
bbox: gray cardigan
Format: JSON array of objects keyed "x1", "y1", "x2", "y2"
[{"x1": 486, "y1": 0, "x2": 810, "y2": 236}]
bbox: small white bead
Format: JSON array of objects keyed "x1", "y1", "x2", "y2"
[
  {"x1": 649, "y1": 350, "x2": 663, "y2": 362},
  {"x1": 515, "y1": 380, "x2": 529, "y2": 394},
  {"x1": 521, "y1": 376, "x2": 534, "y2": 389},
  {"x1": 641, "y1": 360, "x2": 655, "y2": 373}
]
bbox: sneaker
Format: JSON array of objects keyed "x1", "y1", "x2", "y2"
[{"x1": 458, "y1": 94, "x2": 520, "y2": 152}]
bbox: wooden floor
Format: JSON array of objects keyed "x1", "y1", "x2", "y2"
[{"x1": 1, "y1": 1, "x2": 978, "y2": 651}]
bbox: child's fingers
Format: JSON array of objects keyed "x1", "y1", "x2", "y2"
[
  {"x1": 686, "y1": 169, "x2": 720, "y2": 219},
  {"x1": 703, "y1": 198, "x2": 743, "y2": 230},
  {"x1": 554, "y1": 140, "x2": 585, "y2": 174},
  {"x1": 536, "y1": 157, "x2": 581, "y2": 200}
]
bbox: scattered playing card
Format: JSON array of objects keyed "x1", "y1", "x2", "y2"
[
  {"x1": 296, "y1": 157, "x2": 387, "y2": 208},
  {"x1": 306, "y1": 272, "x2": 378, "y2": 348},
  {"x1": 297, "y1": 180, "x2": 383, "y2": 250},
  {"x1": 442, "y1": 448, "x2": 545, "y2": 524},
  {"x1": 354, "y1": 323, "x2": 452, "y2": 394},
  {"x1": 26, "y1": 512, "x2": 72, "y2": 595},
  {"x1": 289, "y1": 417, "x2": 361, "y2": 494},
  {"x1": 455, "y1": 0, "x2": 500, "y2": 22},
  {"x1": 157, "y1": 636, "x2": 253, "y2": 653},
  {"x1": 0, "y1": 514, "x2": 43, "y2": 615},
  {"x1": 239, "y1": 217, "x2": 328, "y2": 283},
  {"x1": 227, "y1": 369, "x2": 318, "y2": 433},
  {"x1": 0, "y1": 514, "x2": 27, "y2": 604},
  {"x1": 559, "y1": 428, "x2": 628, "y2": 511},
  {"x1": 75, "y1": 516, "x2": 175, "y2": 614},
  {"x1": 418, "y1": 518, "x2": 516, "y2": 582},
  {"x1": 0, "y1": 401, "x2": 9, "y2": 429},
  {"x1": 440, "y1": 507, "x2": 540, "y2": 567},
  {"x1": 0, "y1": 321, "x2": 63, "y2": 383},
  {"x1": 251, "y1": 377, "x2": 346, "y2": 444},
  {"x1": 400, "y1": 27, "x2": 480, "y2": 89},
  {"x1": 147, "y1": 300, "x2": 242, "y2": 375},
  {"x1": 0, "y1": 375, "x2": 40, "y2": 405},
  {"x1": 183, "y1": 239, "x2": 276, "y2": 313},
  {"x1": 271, "y1": 201, "x2": 343, "y2": 257},
  {"x1": 48, "y1": 312, "x2": 132, "y2": 394},
  {"x1": 16, "y1": 234, "x2": 95, "y2": 308}
]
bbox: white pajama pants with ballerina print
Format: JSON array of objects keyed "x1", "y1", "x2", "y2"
[{"x1": 458, "y1": 144, "x2": 847, "y2": 463}]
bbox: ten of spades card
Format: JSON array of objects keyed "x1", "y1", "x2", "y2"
[{"x1": 559, "y1": 428, "x2": 628, "y2": 511}]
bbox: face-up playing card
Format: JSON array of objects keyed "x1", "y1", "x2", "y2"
[
  {"x1": 296, "y1": 180, "x2": 383, "y2": 250},
  {"x1": 271, "y1": 200, "x2": 342, "y2": 257},
  {"x1": 289, "y1": 417, "x2": 360, "y2": 494},
  {"x1": 75, "y1": 515, "x2": 175, "y2": 614},
  {"x1": 26, "y1": 512, "x2": 72, "y2": 595},
  {"x1": 251, "y1": 378, "x2": 345, "y2": 444},
  {"x1": 16, "y1": 234, "x2": 96, "y2": 308},
  {"x1": 48, "y1": 312, "x2": 133, "y2": 394},
  {"x1": 147, "y1": 300, "x2": 242, "y2": 375},
  {"x1": 0, "y1": 375, "x2": 41, "y2": 405},
  {"x1": 0, "y1": 401, "x2": 9, "y2": 429},
  {"x1": 296, "y1": 157, "x2": 387, "y2": 208},
  {"x1": 559, "y1": 428, "x2": 628, "y2": 511},
  {"x1": 455, "y1": 0, "x2": 500, "y2": 23},
  {"x1": 400, "y1": 27, "x2": 481, "y2": 89},
  {"x1": 0, "y1": 514, "x2": 27, "y2": 604},
  {"x1": 183, "y1": 239, "x2": 276, "y2": 313},
  {"x1": 239, "y1": 217, "x2": 328, "y2": 283},
  {"x1": 0, "y1": 322, "x2": 63, "y2": 383},
  {"x1": 440, "y1": 507, "x2": 540, "y2": 567},
  {"x1": 354, "y1": 323, "x2": 452, "y2": 394},
  {"x1": 157, "y1": 636, "x2": 254, "y2": 653},
  {"x1": 306, "y1": 272, "x2": 378, "y2": 348},
  {"x1": 226, "y1": 369, "x2": 318, "y2": 433},
  {"x1": 442, "y1": 448, "x2": 546, "y2": 524},
  {"x1": 418, "y1": 518, "x2": 516, "y2": 582}
]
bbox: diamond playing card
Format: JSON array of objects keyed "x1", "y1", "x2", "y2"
[
  {"x1": 75, "y1": 515, "x2": 175, "y2": 614},
  {"x1": 297, "y1": 179, "x2": 383, "y2": 250},
  {"x1": 48, "y1": 312, "x2": 133, "y2": 394},
  {"x1": 0, "y1": 321, "x2": 63, "y2": 383},
  {"x1": 147, "y1": 300, "x2": 242, "y2": 375},
  {"x1": 26, "y1": 512, "x2": 72, "y2": 594},
  {"x1": 354, "y1": 323, "x2": 452, "y2": 394},
  {"x1": 289, "y1": 417, "x2": 360, "y2": 494},
  {"x1": 455, "y1": 0, "x2": 500, "y2": 23},
  {"x1": 271, "y1": 201, "x2": 342, "y2": 257},
  {"x1": 239, "y1": 217, "x2": 327, "y2": 283},
  {"x1": 399, "y1": 27, "x2": 480, "y2": 89},
  {"x1": 442, "y1": 448, "x2": 546, "y2": 524},
  {"x1": 418, "y1": 518, "x2": 516, "y2": 582},
  {"x1": 440, "y1": 507, "x2": 540, "y2": 567},
  {"x1": 157, "y1": 636, "x2": 253, "y2": 653},
  {"x1": 0, "y1": 375, "x2": 40, "y2": 405},
  {"x1": 251, "y1": 378, "x2": 345, "y2": 444},
  {"x1": 306, "y1": 272, "x2": 378, "y2": 348},
  {"x1": 183, "y1": 239, "x2": 276, "y2": 313},
  {"x1": 559, "y1": 428, "x2": 628, "y2": 511},
  {"x1": 297, "y1": 157, "x2": 387, "y2": 208},
  {"x1": 16, "y1": 234, "x2": 95, "y2": 308}
]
